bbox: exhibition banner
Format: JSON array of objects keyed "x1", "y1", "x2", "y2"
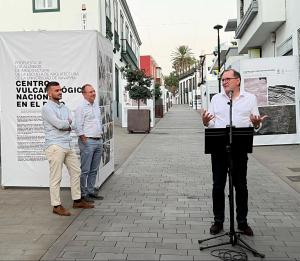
[
  {"x1": 0, "y1": 31, "x2": 114, "y2": 187},
  {"x1": 239, "y1": 56, "x2": 299, "y2": 145}
]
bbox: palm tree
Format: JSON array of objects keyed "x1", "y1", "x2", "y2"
[{"x1": 171, "y1": 45, "x2": 196, "y2": 73}]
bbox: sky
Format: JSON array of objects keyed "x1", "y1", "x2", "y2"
[{"x1": 126, "y1": 0, "x2": 237, "y2": 75}]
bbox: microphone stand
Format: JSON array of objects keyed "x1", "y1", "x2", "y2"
[{"x1": 198, "y1": 91, "x2": 265, "y2": 258}]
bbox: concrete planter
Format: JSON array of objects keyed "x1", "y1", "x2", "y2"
[
  {"x1": 155, "y1": 105, "x2": 163, "y2": 118},
  {"x1": 155, "y1": 98, "x2": 163, "y2": 118},
  {"x1": 127, "y1": 109, "x2": 151, "y2": 133}
]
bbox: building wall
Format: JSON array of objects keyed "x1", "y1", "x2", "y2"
[
  {"x1": 0, "y1": 0, "x2": 101, "y2": 32},
  {"x1": 273, "y1": 0, "x2": 300, "y2": 56},
  {"x1": 237, "y1": 0, "x2": 253, "y2": 24},
  {"x1": 178, "y1": 73, "x2": 197, "y2": 105},
  {"x1": 140, "y1": 56, "x2": 151, "y2": 76},
  {"x1": 0, "y1": 0, "x2": 142, "y2": 127},
  {"x1": 249, "y1": 0, "x2": 300, "y2": 58},
  {"x1": 237, "y1": 0, "x2": 286, "y2": 54},
  {"x1": 140, "y1": 55, "x2": 157, "y2": 79},
  {"x1": 0, "y1": 0, "x2": 141, "y2": 60}
]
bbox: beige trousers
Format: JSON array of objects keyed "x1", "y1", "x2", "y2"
[{"x1": 45, "y1": 145, "x2": 81, "y2": 206}]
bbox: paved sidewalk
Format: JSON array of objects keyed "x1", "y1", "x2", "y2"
[
  {"x1": 253, "y1": 145, "x2": 300, "y2": 193},
  {"x1": 0, "y1": 124, "x2": 146, "y2": 261},
  {"x1": 40, "y1": 104, "x2": 300, "y2": 261}
]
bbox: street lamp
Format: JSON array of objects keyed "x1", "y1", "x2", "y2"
[
  {"x1": 195, "y1": 55, "x2": 206, "y2": 111},
  {"x1": 213, "y1": 24, "x2": 223, "y2": 93},
  {"x1": 199, "y1": 55, "x2": 205, "y2": 85}
]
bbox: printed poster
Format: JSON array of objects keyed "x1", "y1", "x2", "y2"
[
  {"x1": 0, "y1": 31, "x2": 114, "y2": 187},
  {"x1": 240, "y1": 56, "x2": 299, "y2": 145}
]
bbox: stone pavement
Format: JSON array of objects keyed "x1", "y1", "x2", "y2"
[
  {"x1": 253, "y1": 145, "x2": 300, "y2": 194},
  {"x1": 38, "y1": 104, "x2": 300, "y2": 261},
  {"x1": 1, "y1": 104, "x2": 300, "y2": 261},
  {"x1": 0, "y1": 124, "x2": 146, "y2": 261}
]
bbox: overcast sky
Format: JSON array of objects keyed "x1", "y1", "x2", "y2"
[{"x1": 126, "y1": 0, "x2": 237, "y2": 75}]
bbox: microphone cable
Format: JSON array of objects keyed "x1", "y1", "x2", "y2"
[{"x1": 210, "y1": 248, "x2": 248, "y2": 261}]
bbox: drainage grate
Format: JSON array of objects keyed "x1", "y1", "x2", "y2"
[
  {"x1": 287, "y1": 175, "x2": 300, "y2": 182},
  {"x1": 288, "y1": 167, "x2": 300, "y2": 172},
  {"x1": 150, "y1": 132, "x2": 169, "y2": 135}
]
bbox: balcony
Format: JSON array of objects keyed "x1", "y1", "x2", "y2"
[
  {"x1": 106, "y1": 16, "x2": 113, "y2": 40},
  {"x1": 177, "y1": 67, "x2": 196, "y2": 81},
  {"x1": 236, "y1": 0, "x2": 286, "y2": 54},
  {"x1": 114, "y1": 31, "x2": 120, "y2": 53},
  {"x1": 235, "y1": 0, "x2": 259, "y2": 39},
  {"x1": 121, "y1": 39, "x2": 138, "y2": 69}
]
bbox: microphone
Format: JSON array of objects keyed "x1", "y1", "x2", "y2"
[{"x1": 227, "y1": 90, "x2": 234, "y2": 105}]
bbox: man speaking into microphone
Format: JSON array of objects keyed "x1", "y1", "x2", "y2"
[{"x1": 202, "y1": 69, "x2": 267, "y2": 236}]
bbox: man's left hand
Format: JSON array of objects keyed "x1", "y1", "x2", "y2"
[{"x1": 250, "y1": 114, "x2": 268, "y2": 129}]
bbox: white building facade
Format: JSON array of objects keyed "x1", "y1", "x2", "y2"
[
  {"x1": 177, "y1": 67, "x2": 197, "y2": 107},
  {"x1": 235, "y1": 0, "x2": 299, "y2": 59},
  {"x1": 0, "y1": 0, "x2": 142, "y2": 125}
]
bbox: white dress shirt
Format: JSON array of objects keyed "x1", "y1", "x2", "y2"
[
  {"x1": 208, "y1": 90, "x2": 259, "y2": 128},
  {"x1": 42, "y1": 100, "x2": 76, "y2": 149},
  {"x1": 75, "y1": 99, "x2": 103, "y2": 137}
]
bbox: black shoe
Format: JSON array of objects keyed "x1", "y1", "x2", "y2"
[
  {"x1": 210, "y1": 222, "x2": 223, "y2": 235},
  {"x1": 238, "y1": 223, "x2": 254, "y2": 236},
  {"x1": 88, "y1": 193, "x2": 104, "y2": 200},
  {"x1": 82, "y1": 196, "x2": 94, "y2": 203}
]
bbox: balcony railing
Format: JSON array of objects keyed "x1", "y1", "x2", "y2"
[
  {"x1": 177, "y1": 67, "x2": 197, "y2": 80},
  {"x1": 114, "y1": 31, "x2": 120, "y2": 52},
  {"x1": 106, "y1": 16, "x2": 113, "y2": 40},
  {"x1": 121, "y1": 39, "x2": 138, "y2": 69},
  {"x1": 235, "y1": 0, "x2": 258, "y2": 39}
]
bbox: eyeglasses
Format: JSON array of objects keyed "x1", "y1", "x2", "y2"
[{"x1": 221, "y1": 77, "x2": 238, "y2": 82}]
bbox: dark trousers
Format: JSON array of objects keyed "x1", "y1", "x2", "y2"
[{"x1": 211, "y1": 152, "x2": 248, "y2": 225}]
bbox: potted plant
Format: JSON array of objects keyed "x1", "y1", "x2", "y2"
[
  {"x1": 154, "y1": 83, "x2": 164, "y2": 118},
  {"x1": 122, "y1": 67, "x2": 153, "y2": 133}
]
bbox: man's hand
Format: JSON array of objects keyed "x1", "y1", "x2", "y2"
[
  {"x1": 202, "y1": 110, "x2": 214, "y2": 127},
  {"x1": 250, "y1": 114, "x2": 268, "y2": 129},
  {"x1": 79, "y1": 135, "x2": 88, "y2": 143},
  {"x1": 60, "y1": 118, "x2": 72, "y2": 131}
]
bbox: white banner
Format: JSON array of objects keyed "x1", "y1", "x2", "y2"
[
  {"x1": 0, "y1": 31, "x2": 114, "y2": 187},
  {"x1": 239, "y1": 56, "x2": 300, "y2": 145}
]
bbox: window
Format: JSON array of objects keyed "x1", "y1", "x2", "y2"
[
  {"x1": 129, "y1": 33, "x2": 133, "y2": 47},
  {"x1": 115, "y1": 67, "x2": 120, "y2": 118},
  {"x1": 277, "y1": 36, "x2": 293, "y2": 56},
  {"x1": 105, "y1": 0, "x2": 111, "y2": 19},
  {"x1": 132, "y1": 40, "x2": 136, "y2": 55},
  {"x1": 120, "y1": 13, "x2": 124, "y2": 38},
  {"x1": 120, "y1": 13, "x2": 124, "y2": 49},
  {"x1": 125, "y1": 24, "x2": 129, "y2": 40},
  {"x1": 33, "y1": 0, "x2": 60, "y2": 12},
  {"x1": 113, "y1": 0, "x2": 118, "y2": 33},
  {"x1": 105, "y1": 0, "x2": 113, "y2": 40},
  {"x1": 240, "y1": 0, "x2": 244, "y2": 19}
]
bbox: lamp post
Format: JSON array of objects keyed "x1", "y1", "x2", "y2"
[
  {"x1": 213, "y1": 24, "x2": 223, "y2": 93},
  {"x1": 199, "y1": 55, "x2": 205, "y2": 85},
  {"x1": 196, "y1": 55, "x2": 206, "y2": 111}
]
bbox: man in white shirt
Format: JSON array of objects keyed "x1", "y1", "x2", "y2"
[
  {"x1": 202, "y1": 69, "x2": 267, "y2": 236},
  {"x1": 42, "y1": 81, "x2": 94, "y2": 216},
  {"x1": 75, "y1": 84, "x2": 104, "y2": 203}
]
